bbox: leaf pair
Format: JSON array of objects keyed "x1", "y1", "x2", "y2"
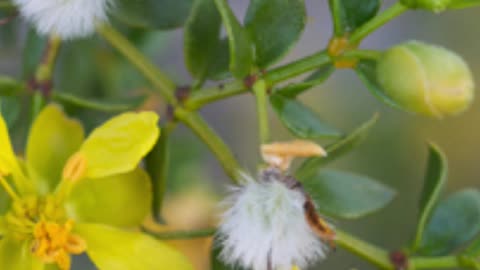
[
  {"x1": 412, "y1": 144, "x2": 480, "y2": 255},
  {"x1": 185, "y1": 0, "x2": 306, "y2": 81}
]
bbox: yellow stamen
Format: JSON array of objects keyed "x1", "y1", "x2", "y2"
[
  {"x1": 32, "y1": 219, "x2": 87, "y2": 270},
  {"x1": 62, "y1": 152, "x2": 87, "y2": 182}
]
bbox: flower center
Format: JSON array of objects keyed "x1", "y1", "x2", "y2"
[
  {"x1": 32, "y1": 219, "x2": 86, "y2": 270},
  {"x1": 4, "y1": 196, "x2": 86, "y2": 270}
]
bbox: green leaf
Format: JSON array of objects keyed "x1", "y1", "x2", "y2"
[
  {"x1": 296, "y1": 114, "x2": 378, "y2": 179},
  {"x1": 0, "y1": 76, "x2": 24, "y2": 96},
  {"x1": 418, "y1": 189, "x2": 480, "y2": 255},
  {"x1": 274, "y1": 64, "x2": 335, "y2": 98},
  {"x1": 0, "y1": 236, "x2": 44, "y2": 270},
  {"x1": 206, "y1": 39, "x2": 231, "y2": 80},
  {"x1": 355, "y1": 60, "x2": 402, "y2": 109},
  {"x1": 79, "y1": 111, "x2": 160, "y2": 179},
  {"x1": 114, "y1": 0, "x2": 193, "y2": 29},
  {"x1": 184, "y1": 0, "x2": 222, "y2": 80},
  {"x1": 329, "y1": 0, "x2": 381, "y2": 36},
  {"x1": 213, "y1": 0, "x2": 253, "y2": 78},
  {"x1": 0, "y1": 96, "x2": 21, "y2": 129},
  {"x1": 26, "y1": 104, "x2": 85, "y2": 193},
  {"x1": 303, "y1": 170, "x2": 395, "y2": 219},
  {"x1": 270, "y1": 94, "x2": 341, "y2": 139},
  {"x1": 76, "y1": 223, "x2": 194, "y2": 270},
  {"x1": 448, "y1": 0, "x2": 480, "y2": 9},
  {"x1": 211, "y1": 237, "x2": 247, "y2": 270},
  {"x1": 22, "y1": 28, "x2": 46, "y2": 79},
  {"x1": 245, "y1": 0, "x2": 306, "y2": 68},
  {"x1": 465, "y1": 236, "x2": 480, "y2": 257},
  {"x1": 52, "y1": 92, "x2": 147, "y2": 112},
  {"x1": 67, "y1": 168, "x2": 151, "y2": 227},
  {"x1": 145, "y1": 126, "x2": 171, "y2": 223},
  {"x1": 412, "y1": 143, "x2": 448, "y2": 251}
]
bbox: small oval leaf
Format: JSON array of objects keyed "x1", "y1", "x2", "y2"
[
  {"x1": 329, "y1": 0, "x2": 381, "y2": 35},
  {"x1": 245, "y1": 0, "x2": 306, "y2": 68},
  {"x1": 270, "y1": 94, "x2": 341, "y2": 139},
  {"x1": 418, "y1": 189, "x2": 480, "y2": 255},
  {"x1": 303, "y1": 170, "x2": 396, "y2": 219},
  {"x1": 412, "y1": 143, "x2": 448, "y2": 251},
  {"x1": 213, "y1": 0, "x2": 253, "y2": 78}
]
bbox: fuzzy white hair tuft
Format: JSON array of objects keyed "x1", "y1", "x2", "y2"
[
  {"x1": 13, "y1": 0, "x2": 112, "y2": 39},
  {"x1": 217, "y1": 172, "x2": 328, "y2": 270}
]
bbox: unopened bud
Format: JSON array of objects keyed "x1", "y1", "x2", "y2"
[{"x1": 376, "y1": 41, "x2": 474, "y2": 117}]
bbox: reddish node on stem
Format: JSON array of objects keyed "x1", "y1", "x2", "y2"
[
  {"x1": 175, "y1": 86, "x2": 191, "y2": 103},
  {"x1": 389, "y1": 251, "x2": 408, "y2": 270},
  {"x1": 243, "y1": 74, "x2": 258, "y2": 89}
]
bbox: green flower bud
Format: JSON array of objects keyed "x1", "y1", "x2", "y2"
[
  {"x1": 376, "y1": 41, "x2": 474, "y2": 117},
  {"x1": 401, "y1": 0, "x2": 451, "y2": 12}
]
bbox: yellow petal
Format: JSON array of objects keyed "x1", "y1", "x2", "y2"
[
  {"x1": 78, "y1": 111, "x2": 160, "y2": 179},
  {"x1": 0, "y1": 112, "x2": 18, "y2": 177}
]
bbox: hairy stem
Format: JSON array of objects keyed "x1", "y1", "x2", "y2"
[
  {"x1": 175, "y1": 108, "x2": 243, "y2": 184},
  {"x1": 146, "y1": 228, "x2": 216, "y2": 240},
  {"x1": 253, "y1": 80, "x2": 269, "y2": 144}
]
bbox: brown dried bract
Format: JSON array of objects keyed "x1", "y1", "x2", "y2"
[{"x1": 261, "y1": 140, "x2": 327, "y2": 171}]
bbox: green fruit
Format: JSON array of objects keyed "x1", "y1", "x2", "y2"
[{"x1": 377, "y1": 41, "x2": 474, "y2": 117}]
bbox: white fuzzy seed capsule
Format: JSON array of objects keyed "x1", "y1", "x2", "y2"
[
  {"x1": 13, "y1": 0, "x2": 112, "y2": 39},
  {"x1": 218, "y1": 170, "x2": 329, "y2": 270}
]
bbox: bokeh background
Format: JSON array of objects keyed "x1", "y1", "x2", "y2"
[{"x1": 0, "y1": 1, "x2": 479, "y2": 269}]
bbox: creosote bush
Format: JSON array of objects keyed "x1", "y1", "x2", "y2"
[{"x1": 0, "y1": 0, "x2": 479, "y2": 270}]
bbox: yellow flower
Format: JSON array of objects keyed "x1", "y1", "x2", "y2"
[{"x1": 0, "y1": 104, "x2": 193, "y2": 270}]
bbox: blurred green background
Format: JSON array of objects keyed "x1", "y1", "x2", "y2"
[{"x1": 0, "y1": 0, "x2": 479, "y2": 269}]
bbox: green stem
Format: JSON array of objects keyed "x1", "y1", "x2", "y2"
[
  {"x1": 51, "y1": 92, "x2": 145, "y2": 112},
  {"x1": 342, "y1": 49, "x2": 382, "y2": 61},
  {"x1": 336, "y1": 229, "x2": 393, "y2": 269},
  {"x1": 97, "y1": 24, "x2": 177, "y2": 105},
  {"x1": 146, "y1": 228, "x2": 216, "y2": 240},
  {"x1": 349, "y1": 2, "x2": 408, "y2": 44},
  {"x1": 175, "y1": 108, "x2": 243, "y2": 184},
  {"x1": 410, "y1": 256, "x2": 460, "y2": 269},
  {"x1": 185, "y1": 79, "x2": 246, "y2": 110},
  {"x1": 253, "y1": 80, "x2": 269, "y2": 144},
  {"x1": 264, "y1": 50, "x2": 330, "y2": 84}
]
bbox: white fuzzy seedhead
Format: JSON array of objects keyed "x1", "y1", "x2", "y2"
[
  {"x1": 218, "y1": 171, "x2": 328, "y2": 270},
  {"x1": 13, "y1": 0, "x2": 112, "y2": 39}
]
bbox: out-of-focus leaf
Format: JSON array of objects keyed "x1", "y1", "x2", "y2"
[
  {"x1": 303, "y1": 170, "x2": 395, "y2": 219},
  {"x1": 355, "y1": 60, "x2": 402, "y2": 109},
  {"x1": 296, "y1": 114, "x2": 378, "y2": 179},
  {"x1": 79, "y1": 111, "x2": 159, "y2": 179},
  {"x1": 0, "y1": 96, "x2": 21, "y2": 129},
  {"x1": 26, "y1": 104, "x2": 84, "y2": 193},
  {"x1": 22, "y1": 28, "x2": 46, "y2": 79},
  {"x1": 184, "y1": 0, "x2": 222, "y2": 80},
  {"x1": 329, "y1": 0, "x2": 380, "y2": 35},
  {"x1": 211, "y1": 236, "x2": 247, "y2": 270},
  {"x1": 145, "y1": 125, "x2": 171, "y2": 223},
  {"x1": 67, "y1": 168, "x2": 151, "y2": 227},
  {"x1": 448, "y1": 0, "x2": 480, "y2": 9},
  {"x1": 245, "y1": 0, "x2": 306, "y2": 68},
  {"x1": 206, "y1": 39, "x2": 231, "y2": 80},
  {"x1": 76, "y1": 223, "x2": 194, "y2": 270},
  {"x1": 465, "y1": 236, "x2": 480, "y2": 257},
  {"x1": 52, "y1": 92, "x2": 146, "y2": 112},
  {"x1": 213, "y1": 0, "x2": 253, "y2": 78},
  {"x1": 274, "y1": 64, "x2": 334, "y2": 98},
  {"x1": 418, "y1": 189, "x2": 480, "y2": 255},
  {"x1": 412, "y1": 143, "x2": 448, "y2": 251},
  {"x1": 270, "y1": 94, "x2": 341, "y2": 139},
  {"x1": 114, "y1": 0, "x2": 193, "y2": 29}
]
